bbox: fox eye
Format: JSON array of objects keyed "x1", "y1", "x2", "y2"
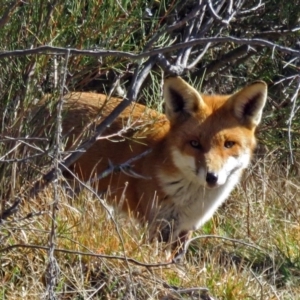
[
  {"x1": 190, "y1": 140, "x2": 201, "y2": 149},
  {"x1": 224, "y1": 141, "x2": 235, "y2": 148}
]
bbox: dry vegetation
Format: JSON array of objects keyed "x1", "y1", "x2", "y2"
[
  {"x1": 1, "y1": 156, "x2": 300, "y2": 299},
  {"x1": 1, "y1": 0, "x2": 300, "y2": 299}
]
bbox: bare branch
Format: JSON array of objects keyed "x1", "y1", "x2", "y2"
[
  {"x1": 157, "y1": 54, "x2": 186, "y2": 75},
  {"x1": 237, "y1": 0, "x2": 264, "y2": 16},
  {"x1": 1, "y1": 36, "x2": 299, "y2": 62},
  {"x1": 196, "y1": 0, "x2": 226, "y2": 38},
  {"x1": 0, "y1": 198, "x2": 21, "y2": 222},
  {"x1": 257, "y1": 27, "x2": 300, "y2": 36},
  {"x1": 186, "y1": 42, "x2": 212, "y2": 70},
  {"x1": 207, "y1": 0, "x2": 237, "y2": 25}
]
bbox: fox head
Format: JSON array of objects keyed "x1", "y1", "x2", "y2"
[{"x1": 163, "y1": 76, "x2": 267, "y2": 188}]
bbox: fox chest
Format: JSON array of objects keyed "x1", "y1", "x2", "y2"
[{"x1": 157, "y1": 177, "x2": 238, "y2": 232}]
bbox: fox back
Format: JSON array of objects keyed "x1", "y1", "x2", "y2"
[{"x1": 56, "y1": 77, "x2": 267, "y2": 256}]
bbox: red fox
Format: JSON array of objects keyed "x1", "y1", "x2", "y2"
[{"x1": 58, "y1": 76, "x2": 267, "y2": 258}]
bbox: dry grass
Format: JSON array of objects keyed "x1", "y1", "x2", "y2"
[
  {"x1": 1, "y1": 1, "x2": 300, "y2": 299},
  {"x1": 1, "y1": 151, "x2": 300, "y2": 300}
]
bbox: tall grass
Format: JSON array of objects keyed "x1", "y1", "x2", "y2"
[
  {"x1": 1, "y1": 0, "x2": 300, "y2": 299},
  {"x1": 1, "y1": 158, "x2": 299, "y2": 299}
]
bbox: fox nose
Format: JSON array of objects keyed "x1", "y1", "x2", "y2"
[{"x1": 206, "y1": 172, "x2": 218, "y2": 185}]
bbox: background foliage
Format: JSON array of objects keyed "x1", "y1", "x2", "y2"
[{"x1": 0, "y1": 0, "x2": 300, "y2": 299}]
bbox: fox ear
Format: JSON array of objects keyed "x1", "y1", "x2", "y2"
[
  {"x1": 230, "y1": 81, "x2": 267, "y2": 127},
  {"x1": 163, "y1": 77, "x2": 204, "y2": 122}
]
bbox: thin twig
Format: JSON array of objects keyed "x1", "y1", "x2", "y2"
[
  {"x1": 1, "y1": 152, "x2": 51, "y2": 163},
  {"x1": 45, "y1": 49, "x2": 70, "y2": 300},
  {"x1": 0, "y1": 137, "x2": 49, "y2": 161},
  {"x1": 237, "y1": 0, "x2": 264, "y2": 15},
  {"x1": 185, "y1": 234, "x2": 267, "y2": 254},
  {"x1": 249, "y1": 269, "x2": 264, "y2": 300},
  {"x1": 0, "y1": 137, "x2": 49, "y2": 142},
  {"x1": 94, "y1": 149, "x2": 152, "y2": 181},
  {"x1": 0, "y1": 243, "x2": 173, "y2": 268},
  {"x1": 196, "y1": 0, "x2": 226, "y2": 38},
  {"x1": 286, "y1": 76, "x2": 300, "y2": 164},
  {"x1": 1, "y1": 36, "x2": 300, "y2": 60},
  {"x1": 176, "y1": 16, "x2": 196, "y2": 66},
  {"x1": 187, "y1": 42, "x2": 212, "y2": 70},
  {"x1": 207, "y1": 0, "x2": 236, "y2": 25}
]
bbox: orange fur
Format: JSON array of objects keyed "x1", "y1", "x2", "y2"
[{"x1": 52, "y1": 77, "x2": 267, "y2": 258}]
